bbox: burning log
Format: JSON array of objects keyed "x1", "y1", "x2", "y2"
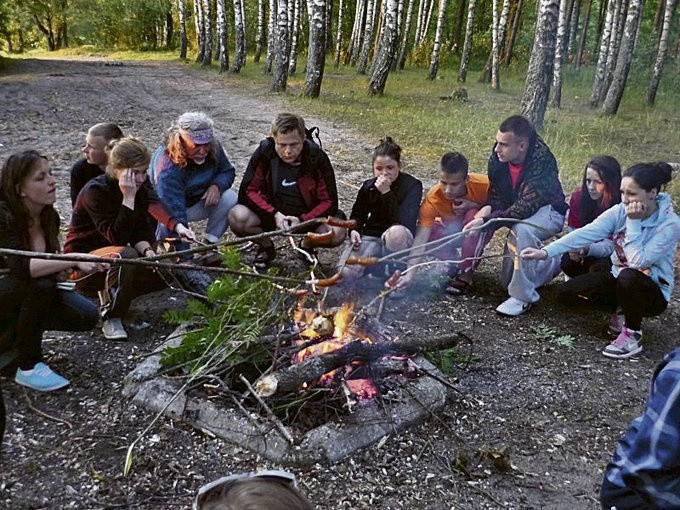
[{"x1": 253, "y1": 332, "x2": 464, "y2": 397}]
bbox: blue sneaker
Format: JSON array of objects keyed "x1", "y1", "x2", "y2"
[{"x1": 15, "y1": 362, "x2": 70, "y2": 392}]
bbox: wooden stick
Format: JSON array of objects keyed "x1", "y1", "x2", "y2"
[
  {"x1": 23, "y1": 389, "x2": 73, "y2": 429},
  {"x1": 238, "y1": 374, "x2": 295, "y2": 444}
]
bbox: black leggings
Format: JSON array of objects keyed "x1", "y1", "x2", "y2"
[{"x1": 557, "y1": 268, "x2": 667, "y2": 331}]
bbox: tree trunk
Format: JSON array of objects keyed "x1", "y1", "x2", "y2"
[
  {"x1": 265, "y1": 0, "x2": 277, "y2": 73},
  {"x1": 567, "y1": 0, "x2": 580, "y2": 53},
  {"x1": 458, "y1": 0, "x2": 476, "y2": 82},
  {"x1": 602, "y1": 0, "x2": 623, "y2": 100},
  {"x1": 391, "y1": 0, "x2": 406, "y2": 70},
  {"x1": 647, "y1": 0, "x2": 678, "y2": 105},
  {"x1": 452, "y1": 0, "x2": 467, "y2": 51},
  {"x1": 288, "y1": 0, "x2": 301, "y2": 74},
  {"x1": 368, "y1": 0, "x2": 399, "y2": 94},
  {"x1": 231, "y1": 0, "x2": 247, "y2": 72},
  {"x1": 201, "y1": 0, "x2": 213, "y2": 66},
  {"x1": 420, "y1": 0, "x2": 436, "y2": 43},
  {"x1": 521, "y1": 0, "x2": 560, "y2": 131},
  {"x1": 178, "y1": 0, "x2": 188, "y2": 59},
  {"x1": 414, "y1": 0, "x2": 427, "y2": 43},
  {"x1": 427, "y1": 0, "x2": 448, "y2": 80},
  {"x1": 325, "y1": 0, "x2": 334, "y2": 52},
  {"x1": 255, "y1": 0, "x2": 267, "y2": 62},
  {"x1": 194, "y1": 0, "x2": 205, "y2": 63},
  {"x1": 397, "y1": 0, "x2": 416, "y2": 68},
  {"x1": 654, "y1": 0, "x2": 666, "y2": 33},
  {"x1": 305, "y1": 0, "x2": 327, "y2": 96},
  {"x1": 216, "y1": 0, "x2": 230, "y2": 72},
  {"x1": 358, "y1": 0, "x2": 378, "y2": 74},
  {"x1": 589, "y1": 0, "x2": 616, "y2": 106},
  {"x1": 550, "y1": 0, "x2": 570, "y2": 107},
  {"x1": 347, "y1": 0, "x2": 366, "y2": 65},
  {"x1": 489, "y1": 0, "x2": 504, "y2": 89},
  {"x1": 272, "y1": 0, "x2": 290, "y2": 91},
  {"x1": 503, "y1": 0, "x2": 523, "y2": 65},
  {"x1": 334, "y1": 0, "x2": 345, "y2": 66},
  {"x1": 602, "y1": 0, "x2": 642, "y2": 114},
  {"x1": 574, "y1": 0, "x2": 591, "y2": 67}
]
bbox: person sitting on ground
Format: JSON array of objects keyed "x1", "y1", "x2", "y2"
[
  {"x1": 65, "y1": 137, "x2": 171, "y2": 341},
  {"x1": 389, "y1": 151, "x2": 488, "y2": 294},
  {"x1": 70, "y1": 122, "x2": 196, "y2": 244},
  {"x1": 462, "y1": 115, "x2": 568, "y2": 316},
  {"x1": 339, "y1": 137, "x2": 423, "y2": 284},
  {"x1": 150, "y1": 111, "x2": 237, "y2": 261},
  {"x1": 560, "y1": 156, "x2": 621, "y2": 280},
  {"x1": 229, "y1": 113, "x2": 345, "y2": 267},
  {"x1": 0, "y1": 150, "x2": 105, "y2": 391},
  {"x1": 194, "y1": 470, "x2": 314, "y2": 510},
  {"x1": 521, "y1": 162, "x2": 680, "y2": 359},
  {"x1": 600, "y1": 347, "x2": 680, "y2": 508}
]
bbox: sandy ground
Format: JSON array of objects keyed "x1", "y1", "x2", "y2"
[{"x1": 1, "y1": 57, "x2": 679, "y2": 509}]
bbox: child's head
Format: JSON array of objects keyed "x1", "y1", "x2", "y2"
[
  {"x1": 194, "y1": 471, "x2": 313, "y2": 510},
  {"x1": 439, "y1": 152, "x2": 469, "y2": 201},
  {"x1": 372, "y1": 137, "x2": 402, "y2": 183},
  {"x1": 271, "y1": 113, "x2": 307, "y2": 165},
  {"x1": 84, "y1": 123, "x2": 124, "y2": 167}
]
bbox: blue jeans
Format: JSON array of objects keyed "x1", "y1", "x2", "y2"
[{"x1": 0, "y1": 275, "x2": 99, "y2": 369}]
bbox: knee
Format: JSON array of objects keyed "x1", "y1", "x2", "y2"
[
  {"x1": 383, "y1": 225, "x2": 413, "y2": 252},
  {"x1": 228, "y1": 204, "x2": 253, "y2": 232},
  {"x1": 119, "y1": 246, "x2": 139, "y2": 259},
  {"x1": 617, "y1": 268, "x2": 641, "y2": 291}
]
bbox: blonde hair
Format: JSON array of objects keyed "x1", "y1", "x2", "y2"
[{"x1": 105, "y1": 137, "x2": 150, "y2": 178}]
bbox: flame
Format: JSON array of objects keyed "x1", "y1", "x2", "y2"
[
  {"x1": 345, "y1": 379, "x2": 378, "y2": 399},
  {"x1": 333, "y1": 303, "x2": 354, "y2": 338}
]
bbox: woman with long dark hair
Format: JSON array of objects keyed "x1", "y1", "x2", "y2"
[
  {"x1": 561, "y1": 156, "x2": 622, "y2": 277},
  {"x1": 0, "y1": 151, "x2": 104, "y2": 391}
]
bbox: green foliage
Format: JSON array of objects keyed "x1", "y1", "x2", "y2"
[
  {"x1": 159, "y1": 247, "x2": 286, "y2": 373},
  {"x1": 532, "y1": 325, "x2": 575, "y2": 349},
  {"x1": 425, "y1": 347, "x2": 478, "y2": 374}
]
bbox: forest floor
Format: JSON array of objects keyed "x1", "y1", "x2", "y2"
[{"x1": 1, "y1": 57, "x2": 679, "y2": 509}]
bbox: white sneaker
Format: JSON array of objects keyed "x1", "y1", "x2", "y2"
[
  {"x1": 496, "y1": 297, "x2": 532, "y2": 316},
  {"x1": 102, "y1": 318, "x2": 128, "y2": 340}
]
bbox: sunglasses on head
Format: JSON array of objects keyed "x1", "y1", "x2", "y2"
[{"x1": 193, "y1": 470, "x2": 297, "y2": 510}]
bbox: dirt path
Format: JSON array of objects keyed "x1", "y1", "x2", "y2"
[{"x1": 1, "y1": 57, "x2": 678, "y2": 509}]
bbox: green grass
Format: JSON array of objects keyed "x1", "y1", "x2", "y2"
[{"x1": 10, "y1": 47, "x2": 680, "y2": 198}]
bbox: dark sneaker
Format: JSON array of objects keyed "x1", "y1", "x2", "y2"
[
  {"x1": 15, "y1": 362, "x2": 69, "y2": 392},
  {"x1": 602, "y1": 327, "x2": 642, "y2": 359},
  {"x1": 253, "y1": 244, "x2": 276, "y2": 269}
]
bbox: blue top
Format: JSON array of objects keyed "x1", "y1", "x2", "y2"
[
  {"x1": 544, "y1": 193, "x2": 680, "y2": 302},
  {"x1": 149, "y1": 141, "x2": 236, "y2": 227},
  {"x1": 603, "y1": 347, "x2": 680, "y2": 508}
]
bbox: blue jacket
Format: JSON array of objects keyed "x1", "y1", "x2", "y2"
[
  {"x1": 150, "y1": 141, "x2": 236, "y2": 226},
  {"x1": 544, "y1": 193, "x2": 680, "y2": 301}
]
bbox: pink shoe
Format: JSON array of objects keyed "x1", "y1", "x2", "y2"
[{"x1": 602, "y1": 327, "x2": 642, "y2": 359}]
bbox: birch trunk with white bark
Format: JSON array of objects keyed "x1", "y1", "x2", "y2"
[
  {"x1": 216, "y1": 0, "x2": 229, "y2": 72},
  {"x1": 358, "y1": 0, "x2": 378, "y2": 74},
  {"x1": 178, "y1": 0, "x2": 188, "y2": 60},
  {"x1": 458, "y1": 0, "x2": 476, "y2": 82},
  {"x1": 305, "y1": 0, "x2": 327, "y2": 96},
  {"x1": 550, "y1": 0, "x2": 570, "y2": 106},
  {"x1": 647, "y1": 0, "x2": 678, "y2": 105},
  {"x1": 272, "y1": 0, "x2": 290, "y2": 91},
  {"x1": 427, "y1": 0, "x2": 448, "y2": 80},
  {"x1": 255, "y1": 0, "x2": 267, "y2": 62},
  {"x1": 368, "y1": 0, "x2": 399, "y2": 94}
]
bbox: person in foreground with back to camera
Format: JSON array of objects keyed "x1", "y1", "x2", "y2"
[
  {"x1": 193, "y1": 470, "x2": 314, "y2": 510},
  {"x1": 65, "y1": 137, "x2": 171, "y2": 342},
  {"x1": 0, "y1": 150, "x2": 106, "y2": 391},
  {"x1": 600, "y1": 347, "x2": 680, "y2": 509},
  {"x1": 70, "y1": 122, "x2": 196, "y2": 245},
  {"x1": 521, "y1": 162, "x2": 680, "y2": 359},
  {"x1": 461, "y1": 115, "x2": 568, "y2": 316},
  {"x1": 339, "y1": 137, "x2": 423, "y2": 286},
  {"x1": 560, "y1": 156, "x2": 622, "y2": 281},
  {"x1": 229, "y1": 113, "x2": 346, "y2": 267},
  {"x1": 150, "y1": 111, "x2": 237, "y2": 264}
]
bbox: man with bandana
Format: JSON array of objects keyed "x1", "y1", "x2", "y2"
[{"x1": 150, "y1": 112, "x2": 237, "y2": 260}]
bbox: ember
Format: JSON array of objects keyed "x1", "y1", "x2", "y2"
[{"x1": 292, "y1": 304, "x2": 378, "y2": 399}]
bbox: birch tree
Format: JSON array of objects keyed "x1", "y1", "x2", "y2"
[
  {"x1": 178, "y1": 0, "x2": 188, "y2": 59},
  {"x1": 504, "y1": 0, "x2": 523, "y2": 66},
  {"x1": 255, "y1": 0, "x2": 267, "y2": 62},
  {"x1": 602, "y1": 0, "x2": 642, "y2": 114},
  {"x1": 647, "y1": 0, "x2": 678, "y2": 105},
  {"x1": 358, "y1": 0, "x2": 378, "y2": 74},
  {"x1": 369, "y1": 0, "x2": 399, "y2": 94},
  {"x1": 231, "y1": 0, "x2": 247, "y2": 72},
  {"x1": 428, "y1": 0, "x2": 448, "y2": 80},
  {"x1": 194, "y1": 0, "x2": 205, "y2": 63},
  {"x1": 574, "y1": 0, "x2": 592, "y2": 67},
  {"x1": 602, "y1": 0, "x2": 622, "y2": 95},
  {"x1": 265, "y1": 0, "x2": 277, "y2": 73},
  {"x1": 458, "y1": 0, "x2": 476, "y2": 82},
  {"x1": 216, "y1": 0, "x2": 229, "y2": 71},
  {"x1": 590, "y1": 0, "x2": 616, "y2": 106},
  {"x1": 272, "y1": 0, "x2": 290, "y2": 91},
  {"x1": 201, "y1": 0, "x2": 213, "y2": 66},
  {"x1": 305, "y1": 0, "x2": 327, "y2": 96},
  {"x1": 334, "y1": 0, "x2": 344, "y2": 67},
  {"x1": 397, "y1": 0, "x2": 416, "y2": 69},
  {"x1": 550, "y1": 0, "x2": 570, "y2": 106},
  {"x1": 521, "y1": 0, "x2": 560, "y2": 131},
  {"x1": 347, "y1": 0, "x2": 366, "y2": 65},
  {"x1": 288, "y1": 0, "x2": 301, "y2": 74},
  {"x1": 414, "y1": 0, "x2": 427, "y2": 43},
  {"x1": 420, "y1": 0, "x2": 436, "y2": 43}
]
